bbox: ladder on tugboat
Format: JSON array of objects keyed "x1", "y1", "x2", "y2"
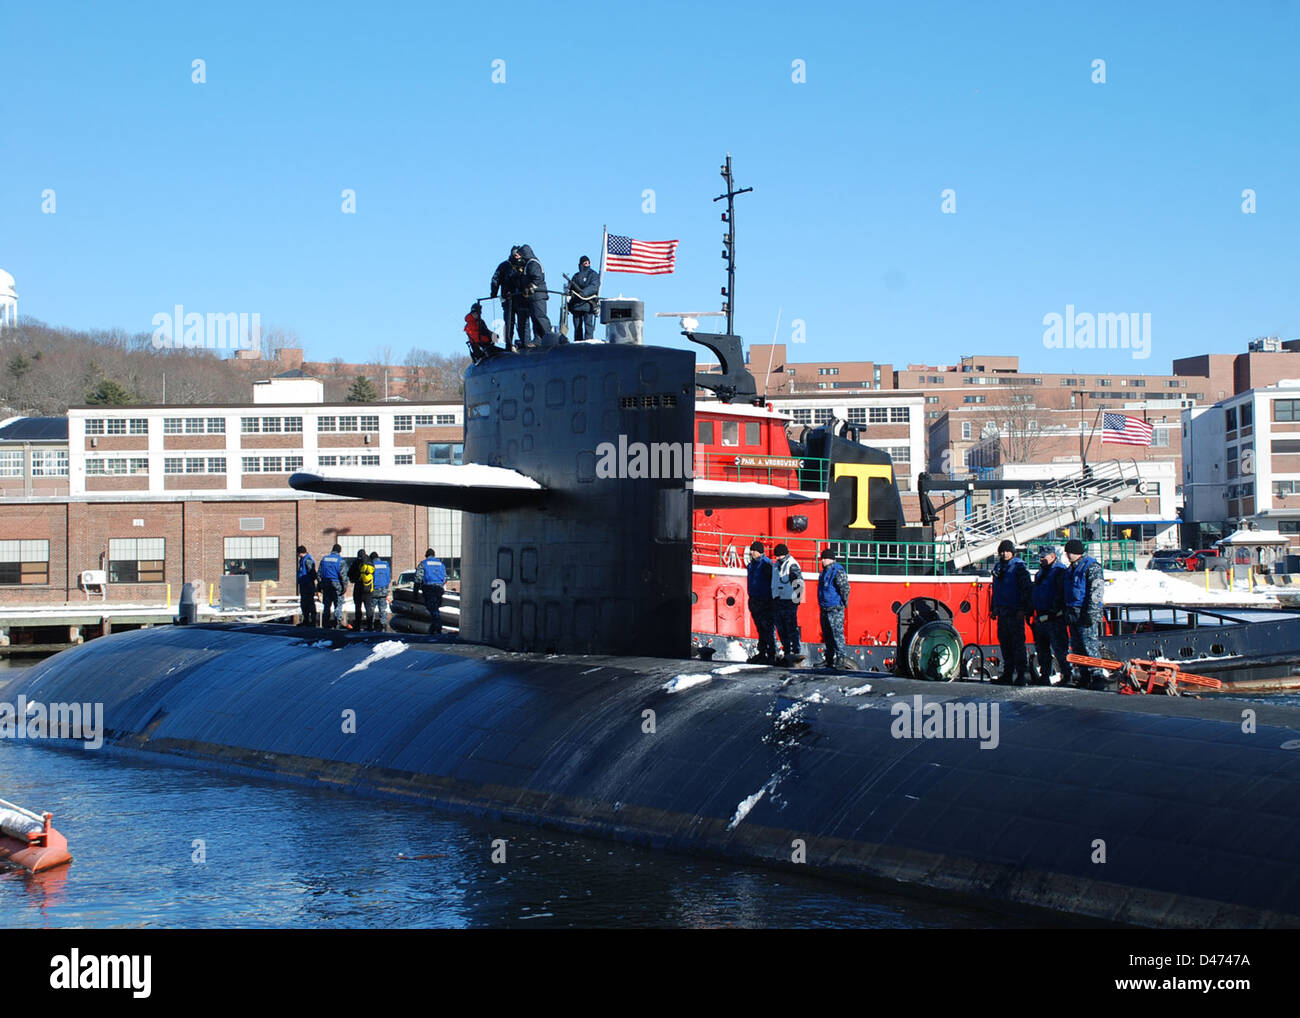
[{"x1": 941, "y1": 459, "x2": 1143, "y2": 569}]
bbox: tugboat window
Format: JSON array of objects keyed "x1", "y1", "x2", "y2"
[
  {"x1": 698, "y1": 421, "x2": 714, "y2": 444},
  {"x1": 721, "y1": 421, "x2": 739, "y2": 447}
]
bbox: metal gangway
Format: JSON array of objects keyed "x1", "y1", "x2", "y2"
[{"x1": 941, "y1": 459, "x2": 1144, "y2": 569}]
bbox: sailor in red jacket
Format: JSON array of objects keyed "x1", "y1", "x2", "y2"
[{"x1": 464, "y1": 302, "x2": 501, "y2": 362}]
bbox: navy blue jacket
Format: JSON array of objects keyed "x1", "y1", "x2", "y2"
[
  {"x1": 516, "y1": 245, "x2": 546, "y2": 299},
  {"x1": 1032, "y1": 560, "x2": 1067, "y2": 616},
  {"x1": 991, "y1": 556, "x2": 1032, "y2": 613},
  {"x1": 818, "y1": 562, "x2": 850, "y2": 608},
  {"x1": 371, "y1": 560, "x2": 391, "y2": 591},
  {"x1": 491, "y1": 249, "x2": 519, "y2": 299},
  {"x1": 568, "y1": 266, "x2": 600, "y2": 314},
  {"x1": 747, "y1": 555, "x2": 773, "y2": 602},
  {"x1": 296, "y1": 553, "x2": 316, "y2": 591},
  {"x1": 1034, "y1": 561, "x2": 1066, "y2": 616},
  {"x1": 1065, "y1": 555, "x2": 1104, "y2": 625},
  {"x1": 418, "y1": 556, "x2": 446, "y2": 587},
  {"x1": 319, "y1": 552, "x2": 345, "y2": 583}
]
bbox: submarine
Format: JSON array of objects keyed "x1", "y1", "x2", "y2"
[{"x1": 7, "y1": 167, "x2": 1300, "y2": 927}]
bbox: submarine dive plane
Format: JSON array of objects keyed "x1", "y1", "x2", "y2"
[{"x1": 5, "y1": 162, "x2": 1300, "y2": 927}]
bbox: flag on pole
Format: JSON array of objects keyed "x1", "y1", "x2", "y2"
[
  {"x1": 605, "y1": 234, "x2": 678, "y2": 274},
  {"x1": 1101, "y1": 412, "x2": 1154, "y2": 446}
]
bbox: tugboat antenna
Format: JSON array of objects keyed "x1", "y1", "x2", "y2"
[{"x1": 713, "y1": 153, "x2": 752, "y2": 337}]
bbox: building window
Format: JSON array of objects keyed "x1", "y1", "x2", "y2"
[
  {"x1": 285, "y1": 456, "x2": 303, "y2": 471},
  {"x1": 925, "y1": 396, "x2": 939, "y2": 404},
  {"x1": 357, "y1": 454, "x2": 378, "y2": 466},
  {"x1": 415, "y1": 415, "x2": 435, "y2": 426},
  {"x1": 394, "y1": 415, "x2": 413, "y2": 432},
  {"x1": 31, "y1": 450, "x2": 69, "y2": 477},
  {"x1": 436, "y1": 414, "x2": 456, "y2": 425},
  {"x1": 283, "y1": 417, "x2": 302, "y2": 433},
  {"x1": 317, "y1": 416, "x2": 336, "y2": 432},
  {"x1": 868, "y1": 407, "x2": 888, "y2": 423},
  {"x1": 427, "y1": 443, "x2": 464, "y2": 465},
  {"x1": 104, "y1": 418, "x2": 125, "y2": 435},
  {"x1": 1226, "y1": 407, "x2": 1237, "y2": 430},
  {"x1": 164, "y1": 458, "x2": 183, "y2": 474},
  {"x1": 242, "y1": 417, "x2": 260, "y2": 434},
  {"x1": 1061, "y1": 378, "x2": 1078, "y2": 386},
  {"x1": 395, "y1": 453, "x2": 414, "y2": 465},
  {"x1": 787, "y1": 408, "x2": 812, "y2": 425},
  {"x1": 1097, "y1": 379, "x2": 1112, "y2": 387},
  {"x1": 184, "y1": 418, "x2": 205, "y2": 434},
  {"x1": 0, "y1": 451, "x2": 23, "y2": 477},
  {"x1": 813, "y1": 409, "x2": 834, "y2": 424},
  {"x1": 847, "y1": 408, "x2": 867, "y2": 424},
  {"x1": 1240, "y1": 405, "x2": 1253, "y2": 428},
  {"x1": 163, "y1": 418, "x2": 183, "y2": 434},
  {"x1": 890, "y1": 407, "x2": 909, "y2": 423},
  {"x1": 261, "y1": 456, "x2": 283, "y2": 473},
  {"x1": 360, "y1": 415, "x2": 380, "y2": 432},
  {"x1": 963, "y1": 395, "x2": 986, "y2": 404},
  {"x1": 108, "y1": 538, "x2": 165, "y2": 583},
  {"x1": 86, "y1": 457, "x2": 148, "y2": 476},
  {"x1": 817, "y1": 367, "x2": 839, "y2": 375},
  {"x1": 262, "y1": 417, "x2": 282, "y2": 433},
  {"x1": 242, "y1": 456, "x2": 259, "y2": 473},
  {"x1": 224, "y1": 536, "x2": 280, "y2": 581},
  {"x1": 207, "y1": 418, "x2": 226, "y2": 434},
  {"x1": 962, "y1": 422, "x2": 972, "y2": 440},
  {"x1": 1273, "y1": 439, "x2": 1300, "y2": 454},
  {"x1": 337, "y1": 416, "x2": 359, "y2": 432},
  {"x1": 129, "y1": 419, "x2": 149, "y2": 434},
  {"x1": 338, "y1": 534, "x2": 393, "y2": 564},
  {"x1": 84, "y1": 419, "x2": 105, "y2": 435},
  {"x1": 0, "y1": 539, "x2": 50, "y2": 585}
]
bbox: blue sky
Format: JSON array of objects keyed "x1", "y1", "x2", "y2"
[{"x1": 4, "y1": 1, "x2": 1298, "y2": 374}]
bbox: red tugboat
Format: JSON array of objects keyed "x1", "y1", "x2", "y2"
[{"x1": 0, "y1": 798, "x2": 71, "y2": 873}]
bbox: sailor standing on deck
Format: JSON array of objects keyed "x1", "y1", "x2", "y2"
[
  {"x1": 567, "y1": 256, "x2": 600, "y2": 342},
  {"x1": 817, "y1": 548, "x2": 852, "y2": 670},
  {"x1": 1030, "y1": 545, "x2": 1070, "y2": 686},
  {"x1": 296, "y1": 546, "x2": 318, "y2": 626},
  {"x1": 368, "y1": 551, "x2": 391, "y2": 633},
  {"x1": 745, "y1": 541, "x2": 777, "y2": 665},
  {"x1": 490, "y1": 247, "x2": 519, "y2": 348},
  {"x1": 415, "y1": 548, "x2": 446, "y2": 635},
  {"x1": 318, "y1": 543, "x2": 347, "y2": 630},
  {"x1": 990, "y1": 539, "x2": 1032, "y2": 685},
  {"x1": 1064, "y1": 539, "x2": 1106, "y2": 690},
  {"x1": 349, "y1": 549, "x2": 370, "y2": 630},
  {"x1": 513, "y1": 244, "x2": 553, "y2": 347},
  {"x1": 770, "y1": 543, "x2": 805, "y2": 666}
]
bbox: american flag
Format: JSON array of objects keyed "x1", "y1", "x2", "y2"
[
  {"x1": 605, "y1": 234, "x2": 678, "y2": 274},
  {"x1": 1102, "y1": 412, "x2": 1154, "y2": 446}
]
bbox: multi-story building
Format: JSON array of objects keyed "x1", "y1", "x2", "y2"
[
  {"x1": 0, "y1": 379, "x2": 466, "y2": 605},
  {"x1": 1183, "y1": 378, "x2": 1300, "y2": 549}
]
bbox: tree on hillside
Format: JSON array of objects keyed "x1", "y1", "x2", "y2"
[
  {"x1": 85, "y1": 379, "x2": 135, "y2": 405},
  {"x1": 347, "y1": 375, "x2": 378, "y2": 402}
]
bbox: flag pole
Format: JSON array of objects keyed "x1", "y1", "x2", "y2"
[{"x1": 598, "y1": 226, "x2": 606, "y2": 295}]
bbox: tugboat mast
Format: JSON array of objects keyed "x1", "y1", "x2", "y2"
[{"x1": 714, "y1": 154, "x2": 752, "y2": 337}]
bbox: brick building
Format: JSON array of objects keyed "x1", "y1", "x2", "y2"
[{"x1": 0, "y1": 379, "x2": 465, "y2": 606}]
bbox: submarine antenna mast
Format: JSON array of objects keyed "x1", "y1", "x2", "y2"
[{"x1": 713, "y1": 154, "x2": 752, "y2": 338}]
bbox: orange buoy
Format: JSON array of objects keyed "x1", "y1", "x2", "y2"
[{"x1": 0, "y1": 801, "x2": 72, "y2": 873}]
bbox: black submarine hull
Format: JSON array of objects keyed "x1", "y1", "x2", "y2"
[{"x1": 8, "y1": 623, "x2": 1300, "y2": 927}]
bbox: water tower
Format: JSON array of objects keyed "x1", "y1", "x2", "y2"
[{"x1": 0, "y1": 269, "x2": 16, "y2": 330}]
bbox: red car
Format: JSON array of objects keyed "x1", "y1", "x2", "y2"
[{"x1": 1185, "y1": 549, "x2": 1225, "y2": 571}]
